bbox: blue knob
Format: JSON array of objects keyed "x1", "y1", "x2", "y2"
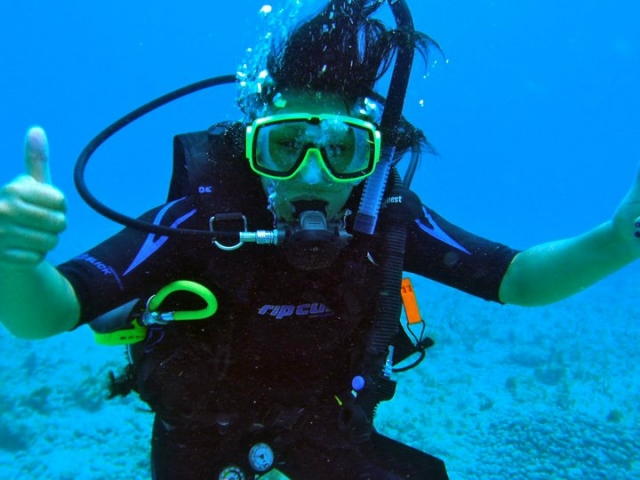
[{"x1": 352, "y1": 375, "x2": 365, "y2": 391}]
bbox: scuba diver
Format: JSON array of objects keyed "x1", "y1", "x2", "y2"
[{"x1": 2, "y1": 1, "x2": 640, "y2": 478}]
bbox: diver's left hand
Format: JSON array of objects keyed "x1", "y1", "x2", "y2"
[{"x1": 612, "y1": 163, "x2": 640, "y2": 259}]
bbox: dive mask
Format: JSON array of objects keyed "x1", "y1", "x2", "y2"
[{"x1": 246, "y1": 113, "x2": 381, "y2": 182}]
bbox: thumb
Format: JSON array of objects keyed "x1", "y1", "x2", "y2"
[{"x1": 24, "y1": 126, "x2": 51, "y2": 184}]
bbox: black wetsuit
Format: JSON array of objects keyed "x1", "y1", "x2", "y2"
[{"x1": 57, "y1": 127, "x2": 518, "y2": 479}]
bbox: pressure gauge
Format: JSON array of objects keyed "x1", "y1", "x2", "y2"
[{"x1": 248, "y1": 442, "x2": 275, "y2": 472}]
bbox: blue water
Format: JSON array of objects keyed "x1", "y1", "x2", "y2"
[{"x1": 1, "y1": 1, "x2": 639, "y2": 478}]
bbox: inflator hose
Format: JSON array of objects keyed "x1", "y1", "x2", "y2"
[
  {"x1": 354, "y1": 169, "x2": 408, "y2": 424},
  {"x1": 352, "y1": 0, "x2": 416, "y2": 431},
  {"x1": 370, "y1": 174, "x2": 406, "y2": 353}
]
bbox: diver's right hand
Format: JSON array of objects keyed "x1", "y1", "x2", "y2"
[{"x1": 0, "y1": 127, "x2": 67, "y2": 268}]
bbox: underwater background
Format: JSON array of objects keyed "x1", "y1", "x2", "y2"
[{"x1": 1, "y1": 0, "x2": 639, "y2": 478}]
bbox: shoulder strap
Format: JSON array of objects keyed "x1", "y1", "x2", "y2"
[
  {"x1": 169, "y1": 121, "x2": 253, "y2": 201},
  {"x1": 169, "y1": 130, "x2": 211, "y2": 202},
  {"x1": 169, "y1": 121, "x2": 272, "y2": 230}
]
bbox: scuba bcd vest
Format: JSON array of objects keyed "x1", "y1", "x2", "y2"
[
  {"x1": 176, "y1": 124, "x2": 436, "y2": 441},
  {"x1": 91, "y1": 121, "x2": 435, "y2": 432}
]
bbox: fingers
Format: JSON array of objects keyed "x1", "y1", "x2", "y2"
[
  {"x1": 24, "y1": 126, "x2": 51, "y2": 184},
  {"x1": 0, "y1": 224, "x2": 60, "y2": 267},
  {"x1": 4, "y1": 192, "x2": 67, "y2": 233},
  {"x1": 2, "y1": 175, "x2": 66, "y2": 211},
  {"x1": 0, "y1": 188, "x2": 65, "y2": 268},
  {"x1": 0, "y1": 178, "x2": 67, "y2": 238}
]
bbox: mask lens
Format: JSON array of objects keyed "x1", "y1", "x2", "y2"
[
  {"x1": 323, "y1": 125, "x2": 373, "y2": 176},
  {"x1": 256, "y1": 123, "x2": 307, "y2": 174}
]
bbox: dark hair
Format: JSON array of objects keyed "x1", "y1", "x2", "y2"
[{"x1": 267, "y1": 0, "x2": 439, "y2": 102}]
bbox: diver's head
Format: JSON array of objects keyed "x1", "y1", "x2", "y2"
[
  {"x1": 246, "y1": 89, "x2": 381, "y2": 222},
  {"x1": 238, "y1": 0, "x2": 440, "y2": 222}
]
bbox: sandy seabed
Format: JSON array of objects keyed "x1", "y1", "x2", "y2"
[{"x1": 1, "y1": 266, "x2": 638, "y2": 479}]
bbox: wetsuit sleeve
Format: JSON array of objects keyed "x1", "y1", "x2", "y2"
[
  {"x1": 56, "y1": 196, "x2": 211, "y2": 325},
  {"x1": 404, "y1": 206, "x2": 520, "y2": 302}
]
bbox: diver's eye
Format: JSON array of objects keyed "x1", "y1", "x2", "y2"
[
  {"x1": 326, "y1": 143, "x2": 348, "y2": 156},
  {"x1": 275, "y1": 139, "x2": 299, "y2": 151}
]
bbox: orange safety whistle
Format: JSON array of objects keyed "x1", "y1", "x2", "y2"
[{"x1": 400, "y1": 277, "x2": 422, "y2": 325}]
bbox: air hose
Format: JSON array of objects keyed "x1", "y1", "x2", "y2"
[{"x1": 74, "y1": 74, "x2": 237, "y2": 238}]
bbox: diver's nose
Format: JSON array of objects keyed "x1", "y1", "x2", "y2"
[{"x1": 298, "y1": 149, "x2": 328, "y2": 184}]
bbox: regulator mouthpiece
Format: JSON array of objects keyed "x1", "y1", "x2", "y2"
[{"x1": 282, "y1": 202, "x2": 351, "y2": 270}]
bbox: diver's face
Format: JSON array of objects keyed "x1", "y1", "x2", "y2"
[{"x1": 259, "y1": 91, "x2": 359, "y2": 222}]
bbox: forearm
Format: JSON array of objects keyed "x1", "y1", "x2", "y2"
[
  {"x1": 499, "y1": 221, "x2": 637, "y2": 306},
  {"x1": 0, "y1": 262, "x2": 80, "y2": 339}
]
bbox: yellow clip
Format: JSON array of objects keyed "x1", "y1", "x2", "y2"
[{"x1": 93, "y1": 319, "x2": 148, "y2": 346}]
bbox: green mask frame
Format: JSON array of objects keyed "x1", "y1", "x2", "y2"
[{"x1": 246, "y1": 113, "x2": 382, "y2": 183}]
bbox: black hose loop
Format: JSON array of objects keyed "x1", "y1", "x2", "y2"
[{"x1": 74, "y1": 74, "x2": 237, "y2": 237}]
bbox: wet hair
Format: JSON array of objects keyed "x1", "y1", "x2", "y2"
[{"x1": 267, "y1": 0, "x2": 438, "y2": 102}]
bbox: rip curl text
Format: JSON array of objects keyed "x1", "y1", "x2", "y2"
[{"x1": 257, "y1": 303, "x2": 332, "y2": 320}]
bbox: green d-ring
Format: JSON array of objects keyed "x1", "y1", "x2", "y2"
[{"x1": 147, "y1": 280, "x2": 218, "y2": 321}]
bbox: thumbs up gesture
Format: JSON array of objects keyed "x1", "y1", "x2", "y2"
[{"x1": 0, "y1": 127, "x2": 67, "y2": 268}]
